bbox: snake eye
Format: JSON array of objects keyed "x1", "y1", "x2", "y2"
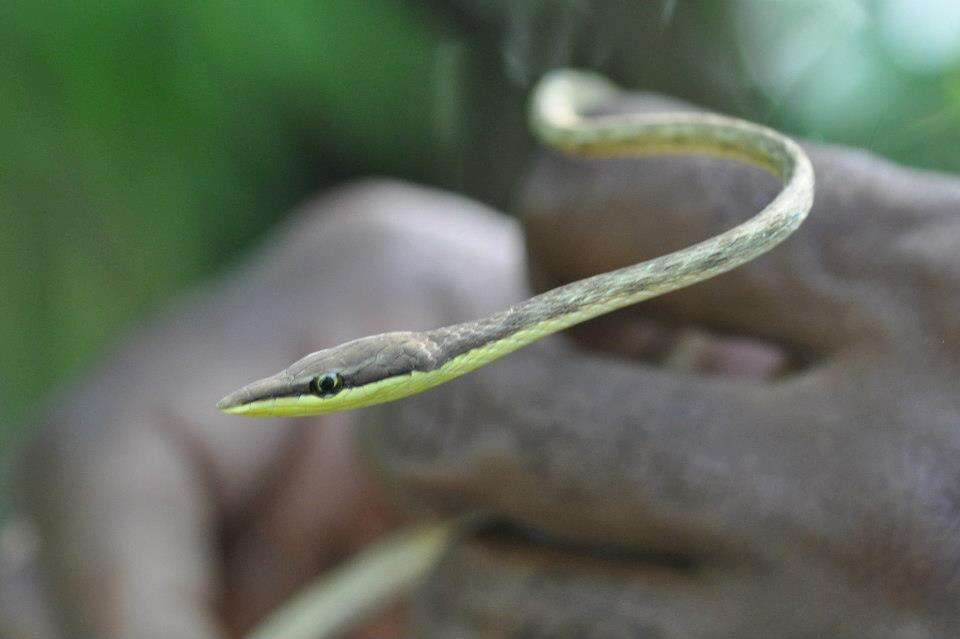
[{"x1": 310, "y1": 373, "x2": 343, "y2": 398}]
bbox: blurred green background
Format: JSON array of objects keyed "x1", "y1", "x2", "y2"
[{"x1": 2, "y1": 0, "x2": 959, "y2": 462}]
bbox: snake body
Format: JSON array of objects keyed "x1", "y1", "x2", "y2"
[
  {"x1": 219, "y1": 70, "x2": 814, "y2": 418},
  {"x1": 230, "y1": 69, "x2": 815, "y2": 639}
]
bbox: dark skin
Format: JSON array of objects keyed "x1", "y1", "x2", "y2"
[
  {"x1": 10, "y1": 90, "x2": 960, "y2": 637},
  {"x1": 363, "y1": 99, "x2": 960, "y2": 635}
]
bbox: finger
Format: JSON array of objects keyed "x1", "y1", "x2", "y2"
[
  {"x1": 520, "y1": 92, "x2": 960, "y2": 353},
  {"x1": 361, "y1": 349, "x2": 860, "y2": 559},
  {"x1": 412, "y1": 538, "x2": 933, "y2": 638}
]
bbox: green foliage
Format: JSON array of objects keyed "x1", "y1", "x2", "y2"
[
  {"x1": 0, "y1": 1, "x2": 452, "y2": 440},
  {"x1": 726, "y1": 0, "x2": 960, "y2": 173}
]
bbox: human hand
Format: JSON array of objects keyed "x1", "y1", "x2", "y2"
[
  {"x1": 359, "y1": 94, "x2": 960, "y2": 637},
  {"x1": 14, "y1": 181, "x2": 527, "y2": 638}
]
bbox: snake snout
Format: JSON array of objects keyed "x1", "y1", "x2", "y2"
[{"x1": 217, "y1": 373, "x2": 304, "y2": 414}]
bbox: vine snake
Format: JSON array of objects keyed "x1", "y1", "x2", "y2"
[
  {"x1": 218, "y1": 70, "x2": 813, "y2": 419},
  {"x1": 220, "y1": 70, "x2": 814, "y2": 639}
]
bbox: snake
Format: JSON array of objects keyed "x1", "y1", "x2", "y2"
[
  {"x1": 218, "y1": 69, "x2": 813, "y2": 419},
  {"x1": 222, "y1": 70, "x2": 814, "y2": 639}
]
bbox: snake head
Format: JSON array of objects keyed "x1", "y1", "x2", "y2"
[{"x1": 217, "y1": 332, "x2": 439, "y2": 417}]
